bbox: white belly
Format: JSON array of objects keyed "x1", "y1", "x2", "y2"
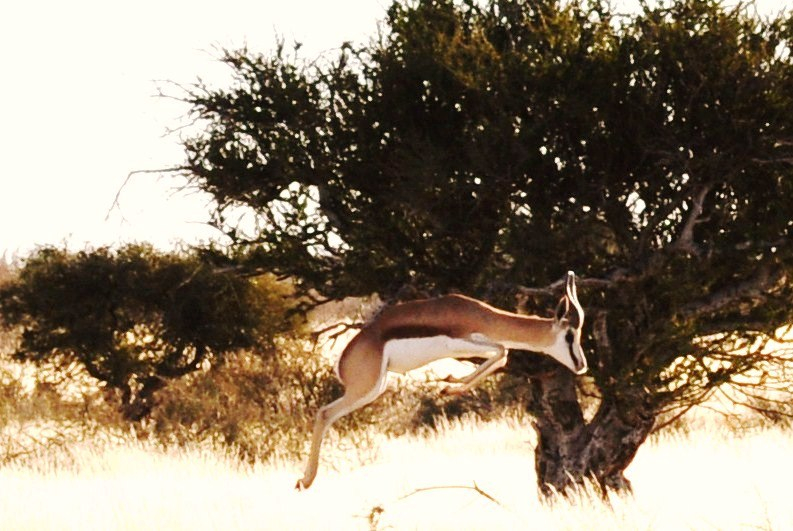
[{"x1": 384, "y1": 335, "x2": 500, "y2": 374}]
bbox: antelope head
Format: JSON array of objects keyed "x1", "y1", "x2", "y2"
[{"x1": 546, "y1": 271, "x2": 587, "y2": 374}]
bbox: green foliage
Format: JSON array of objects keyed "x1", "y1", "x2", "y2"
[
  {"x1": 176, "y1": 0, "x2": 793, "y2": 423},
  {"x1": 0, "y1": 244, "x2": 294, "y2": 420}
]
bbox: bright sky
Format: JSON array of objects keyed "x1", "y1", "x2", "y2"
[
  {"x1": 0, "y1": 0, "x2": 787, "y2": 257},
  {"x1": 0, "y1": 0, "x2": 387, "y2": 256}
]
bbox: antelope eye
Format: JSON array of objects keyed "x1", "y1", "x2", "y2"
[{"x1": 565, "y1": 330, "x2": 574, "y2": 344}]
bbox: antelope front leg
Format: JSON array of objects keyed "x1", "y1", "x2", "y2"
[
  {"x1": 442, "y1": 353, "x2": 507, "y2": 396},
  {"x1": 437, "y1": 373, "x2": 465, "y2": 384},
  {"x1": 441, "y1": 342, "x2": 507, "y2": 396}
]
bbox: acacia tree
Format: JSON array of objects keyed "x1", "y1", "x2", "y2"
[
  {"x1": 174, "y1": 0, "x2": 793, "y2": 494},
  {"x1": 0, "y1": 245, "x2": 292, "y2": 421}
]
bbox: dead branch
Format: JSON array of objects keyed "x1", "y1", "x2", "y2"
[
  {"x1": 105, "y1": 167, "x2": 188, "y2": 222},
  {"x1": 398, "y1": 481, "x2": 503, "y2": 507}
]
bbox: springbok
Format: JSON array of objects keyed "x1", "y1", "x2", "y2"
[{"x1": 296, "y1": 271, "x2": 587, "y2": 490}]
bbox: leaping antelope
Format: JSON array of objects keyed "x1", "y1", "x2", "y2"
[{"x1": 296, "y1": 271, "x2": 587, "y2": 490}]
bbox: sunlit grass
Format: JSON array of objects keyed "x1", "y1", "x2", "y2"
[{"x1": 0, "y1": 414, "x2": 791, "y2": 530}]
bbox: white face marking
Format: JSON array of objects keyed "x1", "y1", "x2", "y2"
[
  {"x1": 384, "y1": 335, "x2": 501, "y2": 374},
  {"x1": 540, "y1": 327, "x2": 587, "y2": 374}
]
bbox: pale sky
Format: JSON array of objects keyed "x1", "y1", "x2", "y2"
[
  {"x1": 0, "y1": 0, "x2": 387, "y2": 256},
  {"x1": 0, "y1": 0, "x2": 787, "y2": 257}
]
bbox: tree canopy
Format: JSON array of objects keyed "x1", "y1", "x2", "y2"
[
  {"x1": 0, "y1": 244, "x2": 293, "y2": 420},
  {"x1": 174, "y1": 0, "x2": 793, "y2": 493}
]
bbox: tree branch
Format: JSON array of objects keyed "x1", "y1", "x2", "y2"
[
  {"x1": 591, "y1": 310, "x2": 612, "y2": 370},
  {"x1": 668, "y1": 184, "x2": 711, "y2": 257},
  {"x1": 678, "y1": 264, "x2": 787, "y2": 319},
  {"x1": 751, "y1": 157, "x2": 793, "y2": 165},
  {"x1": 515, "y1": 269, "x2": 630, "y2": 299},
  {"x1": 311, "y1": 321, "x2": 363, "y2": 350}
]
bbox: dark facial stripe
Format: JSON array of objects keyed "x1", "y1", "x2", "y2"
[{"x1": 565, "y1": 330, "x2": 583, "y2": 371}]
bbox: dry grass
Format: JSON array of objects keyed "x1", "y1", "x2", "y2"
[
  {"x1": 0, "y1": 285, "x2": 790, "y2": 529},
  {"x1": 0, "y1": 413, "x2": 791, "y2": 530}
]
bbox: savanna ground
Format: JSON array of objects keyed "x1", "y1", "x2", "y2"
[
  {"x1": 0, "y1": 261, "x2": 791, "y2": 530},
  {"x1": 0, "y1": 337, "x2": 792, "y2": 531},
  {"x1": 0, "y1": 411, "x2": 791, "y2": 530}
]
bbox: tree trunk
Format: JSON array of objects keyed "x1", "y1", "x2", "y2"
[
  {"x1": 120, "y1": 376, "x2": 166, "y2": 422},
  {"x1": 528, "y1": 368, "x2": 655, "y2": 497}
]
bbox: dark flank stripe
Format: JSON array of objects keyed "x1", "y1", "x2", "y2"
[{"x1": 381, "y1": 325, "x2": 454, "y2": 342}]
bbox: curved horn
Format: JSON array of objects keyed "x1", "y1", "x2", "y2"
[{"x1": 566, "y1": 271, "x2": 584, "y2": 329}]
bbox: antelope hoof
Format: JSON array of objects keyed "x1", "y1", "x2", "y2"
[{"x1": 295, "y1": 479, "x2": 306, "y2": 491}]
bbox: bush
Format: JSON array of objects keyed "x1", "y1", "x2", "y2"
[
  {"x1": 0, "y1": 244, "x2": 296, "y2": 420},
  {"x1": 147, "y1": 333, "x2": 534, "y2": 462}
]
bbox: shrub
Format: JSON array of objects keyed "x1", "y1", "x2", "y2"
[
  {"x1": 147, "y1": 334, "x2": 534, "y2": 461},
  {"x1": 0, "y1": 244, "x2": 295, "y2": 420}
]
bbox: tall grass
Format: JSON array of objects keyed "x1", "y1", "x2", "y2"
[
  {"x1": 0, "y1": 279, "x2": 790, "y2": 529},
  {"x1": 0, "y1": 413, "x2": 790, "y2": 530}
]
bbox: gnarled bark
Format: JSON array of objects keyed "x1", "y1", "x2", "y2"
[{"x1": 528, "y1": 368, "x2": 655, "y2": 497}]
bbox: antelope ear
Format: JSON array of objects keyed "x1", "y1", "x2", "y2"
[
  {"x1": 568, "y1": 301, "x2": 582, "y2": 328},
  {"x1": 566, "y1": 271, "x2": 584, "y2": 329},
  {"x1": 555, "y1": 296, "x2": 569, "y2": 322}
]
